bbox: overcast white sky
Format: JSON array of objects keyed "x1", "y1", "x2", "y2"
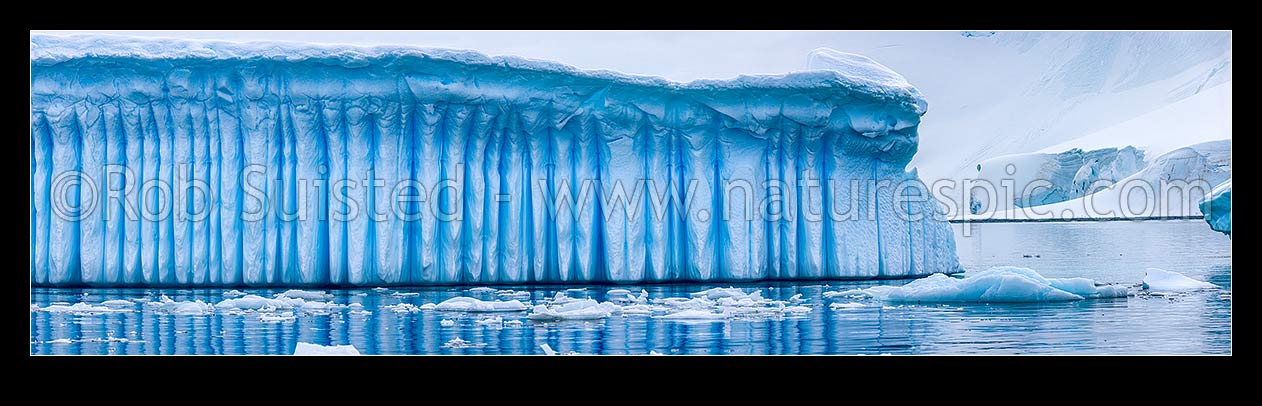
[{"x1": 32, "y1": 30, "x2": 961, "y2": 83}]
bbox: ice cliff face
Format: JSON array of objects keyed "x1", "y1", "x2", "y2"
[
  {"x1": 1200, "y1": 180, "x2": 1230, "y2": 236},
  {"x1": 29, "y1": 35, "x2": 960, "y2": 287}
]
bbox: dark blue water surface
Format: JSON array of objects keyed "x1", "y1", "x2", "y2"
[{"x1": 30, "y1": 220, "x2": 1231, "y2": 355}]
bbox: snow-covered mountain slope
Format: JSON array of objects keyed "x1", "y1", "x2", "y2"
[
  {"x1": 1037, "y1": 81, "x2": 1232, "y2": 158},
  {"x1": 959, "y1": 79, "x2": 1231, "y2": 217},
  {"x1": 967, "y1": 146, "x2": 1146, "y2": 213},
  {"x1": 874, "y1": 31, "x2": 1233, "y2": 182},
  {"x1": 972, "y1": 140, "x2": 1230, "y2": 220}
]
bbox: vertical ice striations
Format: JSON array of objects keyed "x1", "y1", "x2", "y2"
[
  {"x1": 30, "y1": 36, "x2": 960, "y2": 287},
  {"x1": 1200, "y1": 179, "x2": 1230, "y2": 236}
]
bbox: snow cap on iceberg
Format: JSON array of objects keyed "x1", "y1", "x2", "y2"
[{"x1": 807, "y1": 48, "x2": 927, "y2": 115}]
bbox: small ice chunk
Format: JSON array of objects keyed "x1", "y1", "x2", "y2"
[
  {"x1": 215, "y1": 295, "x2": 293, "y2": 311},
  {"x1": 788, "y1": 293, "x2": 804, "y2": 303},
  {"x1": 691, "y1": 287, "x2": 747, "y2": 300},
  {"x1": 434, "y1": 297, "x2": 528, "y2": 312},
  {"x1": 384, "y1": 303, "x2": 422, "y2": 313},
  {"x1": 148, "y1": 296, "x2": 215, "y2": 315},
  {"x1": 276, "y1": 289, "x2": 333, "y2": 301},
  {"x1": 419, "y1": 303, "x2": 437, "y2": 310},
  {"x1": 497, "y1": 291, "x2": 532, "y2": 300},
  {"x1": 293, "y1": 342, "x2": 360, "y2": 355},
  {"x1": 468, "y1": 287, "x2": 497, "y2": 293},
  {"x1": 38, "y1": 302, "x2": 132, "y2": 314},
  {"x1": 619, "y1": 304, "x2": 655, "y2": 315},
  {"x1": 223, "y1": 289, "x2": 248, "y2": 298},
  {"x1": 527, "y1": 300, "x2": 619, "y2": 321},
  {"x1": 440, "y1": 319, "x2": 456, "y2": 327},
  {"x1": 830, "y1": 302, "x2": 867, "y2": 310},
  {"x1": 607, "y1": 289, "x2": 632, "y2": 297},
  {"x1": 540, "y1": 343, "x2": 557, "y2": 355},
  {"x1": 1142, "y1": 268, "x2": 1218, "y2": 292},
  {"x1": 474, "y1": 316, "x2": 503, "y2": 327},
  {"x1": 391, "y1": 292, "x2": 420, "y2": 297},
  {"x1": 825, "y1": 267, "x2": 1129, "y2": 303},
  {"x1": 442, "y1": 337, "x2": 486, "y2": 349}
]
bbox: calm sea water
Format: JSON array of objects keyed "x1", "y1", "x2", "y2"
[{"x1": 30, "y1": 220, "x2": 1231, "y2": 355}]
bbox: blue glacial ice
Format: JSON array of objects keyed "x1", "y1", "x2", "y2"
[
  {"x1": 826, "y1": 266, "x2": 1130, "y2": 303},
  {"x1": 29, "y1": 35, "x2": 959, "y2": 287},
  {"x1": 1200, "y1": 179, "x2": 1231, "y2": 236}
]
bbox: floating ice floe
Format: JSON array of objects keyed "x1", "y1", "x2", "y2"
[
  {"x1": 277, "y1": 290, "x2": 334, "y2": 301},
  {"x1": 384, "y1": 303, "x2": 422, "y2": 313},
  {"x1": 824, "y1": 266, "x2": 1130, "y2": 303},
  {"x1": 391, "y1": 292, "x2": 420, "y2": 297},
  {"x1": 528, "y1": 299, "x2": 621, "y2": 321},
  {"x1": 223, "y1": 290, "x2": 248, "y2": 298},
  {"x1": 440, "y1": 319, "x2": 456, "y2": 327},
  {"x1": 434, "y1": 297, "x2": 528, "y2": 312},
  {"x1": 214, "y1": 294, "x2": 346, "y2": 315},
  {"x1": 1142, "y1": 268, "x2": 1219, "y2": 292},
  {"x1": 496, "y1": 290, "x2": 532, "y2": 300},
  {"x1": 293, "y1": 342, "x2": 361, "y2": 355},
  {"x1": 36, "y1": 302, "x2": 132, "y2": 314},
  {"x1": 147, "y1": 296, "x2": 215, "y2": 315},
  {"x1": 651, "y1": 287, "x2": 810, "y2": 320},
  {"x1": 442, "y1": 337, "x2": 486, "y2": 349},
  {"x1": 468, "y1": 287, "x2": 497, "y2": 293},
  {"x1": 474, "y1": 316, "x2": 504, "y2": 327},
  {"x1": 419, "y1": 303, "x2": 437, "y2": 310}
]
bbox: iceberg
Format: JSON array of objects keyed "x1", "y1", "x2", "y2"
[
  {"x1": 1200, "y1": 179, "x2": 1231, "y2": 236},
  {"x1": 29, "y1": 35, "x2": 959, "y2": 287},
  {"x1": 433, "y1": 296, "x2": 528, "y2": 312},
  {"x1": 148, "y1": 295, "x2": 215, "y2": 315},
  {"x1": 1142, "y1": 268, "x2": 1218, "y2": 292},
  {"x1": 828, "y1": 266, "x2": 1130, "y2": 303}
]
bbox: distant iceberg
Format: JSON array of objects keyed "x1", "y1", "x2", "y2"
[{"x1": 30, "y1": 35, "x2": 959, "y2": 287}]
